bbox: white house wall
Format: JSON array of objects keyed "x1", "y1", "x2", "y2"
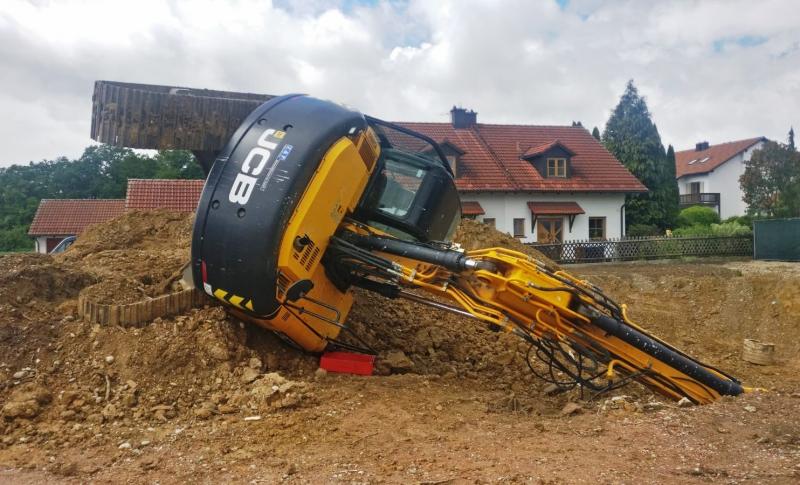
[
  {"x1": 34, "y1": 236, "x2": 48, "y2": 254},
  {"x1": 463, "y1": 192, "x2": 626, "y2": 243},
  {"x1": 712, "y1": 151, "x2": 749, "y2": 219}
]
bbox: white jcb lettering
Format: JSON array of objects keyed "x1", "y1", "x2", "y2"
[
  {"x1": 228, "y1": 173, "x2": 257, "y2": 204},
  {"x1": 242, "y1": 147, "x2": 271, "y2": 176},
  {"x1": 228, "y1": 127, "x2": 283, "y2": 205},
  {"x1": 257, "y1": 129, "x2": 279, "y2": 150}
]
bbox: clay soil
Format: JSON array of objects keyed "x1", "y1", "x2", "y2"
[{"x1": 1, "y1": 212, "x2": 799, "y2": 484}]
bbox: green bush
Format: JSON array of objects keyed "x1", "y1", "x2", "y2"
[
  {"x1": 723, "y1": 215, "x2": 753, "y2": 229},
  {"x1": 627, "y1": 224, "x2": 661, "y2": 237},
  {"x1": 672, "y1": 224, "x2": 713, "y2": 237},
  {"x1": 710, "y1": 221, "x2": 752, "y2": 236},
  {"x1": 0, "y1": 226, "x2": 33, "y2": 252},
  {"x1": 677, "y1": 206, "x2": 720, "y2": 227}
]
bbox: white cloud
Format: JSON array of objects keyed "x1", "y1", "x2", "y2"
[{"x1": 0, "y1": 0, "x2": 798, "y2": 167}]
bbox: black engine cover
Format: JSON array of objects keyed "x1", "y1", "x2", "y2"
[{"x1": 191, "y1": 95, "x2": 366, "y2": 317}]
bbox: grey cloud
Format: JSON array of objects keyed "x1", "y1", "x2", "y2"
[{"x1": 0, "y1": 0, "x2": 798, "y2": 167}]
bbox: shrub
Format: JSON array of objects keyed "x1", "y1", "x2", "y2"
[
  {"x1": 0, "y1": 226, "x2": 32, "y2": 252},
  {"x1": 627, "y1": 224, "x2": 661, "y2": 237},
  {"x1": 677, "y1": 206, "x2": 720, "y2": 227},
  {"x1": 672, "y1": 224, "x2": 713, "y2": 237},
  {"x1": 711, "y1": 221, "x2": 752, "y2": 236},
  {"x1": 723, "y1": 215, "x2": 753, "y2": 229}
]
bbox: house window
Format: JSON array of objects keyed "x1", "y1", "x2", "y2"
[
  {"x1": 446, "y1": 155, "x2": 458, "y2": 177},
  {"x1": 589, "y1": 217, "x2": 606, "y2": 240},
  {"x1": 689, "y1": 182, "x2": 702, "y2": 194},
  {"x1": 513, "y1": 218, "x2": 525, "y2": 238},
  {"x1": 483, "y1": 217, "x2": 496, "y2": 228},
  {"x1": 546, "y1": 158, "x2": 567, "y2": 177}
]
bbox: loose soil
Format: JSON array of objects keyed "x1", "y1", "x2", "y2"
[{"x1": 0, "y1": 212, "x2": 798, "y2": 483}]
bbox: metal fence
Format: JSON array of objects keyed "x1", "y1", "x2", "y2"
[
  {"x1": 754, "y1": 218, "x2": 800, "y2": 261},
  {"x1": 530, "y1": 235, "x2": 753, "y2": 264}
]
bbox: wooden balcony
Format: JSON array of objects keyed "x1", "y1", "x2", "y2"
[{"x1": 680, "y1": 192, "x2": 720, "y2": 208}]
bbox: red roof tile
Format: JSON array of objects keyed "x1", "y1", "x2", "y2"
[
  {"x1": 461, "y1": 201, "x2": 485, "y2": 215},
  {"x1": 125, "y1": 179, "x2": 205, "y2": 212},
  {"x1": 527, "y1": 201, "x2": 585, "y2": 215},
  {"x1": 396, "y1": 122, "x2": 646, "y2": 193},
  {"x1": 28, "y1": 199, "x2": 125, "y2": 236},
  {"x1": 675, "y1": 137, "x2": 765, "y2": 178}
]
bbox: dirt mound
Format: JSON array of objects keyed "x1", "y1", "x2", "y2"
[
  {"x1": 55, "y1": 211, "x2": 193, "y2": 305},
  {"x1": 61, "y1": 210, "x2": 193, "y2": 260},
  {"x1": 453, "y1": 218, "x2": 557, "y2": 267},
  {"x1": 0, "y1": 253, "x2": 94, "y2": 305}
]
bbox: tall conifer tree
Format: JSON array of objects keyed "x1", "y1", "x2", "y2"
[{"x1": 602, "y1": 81, "x2": 679, "y2": 229}]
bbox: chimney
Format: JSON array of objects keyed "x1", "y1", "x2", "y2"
[
  {"x1": 450, "y1": 106, "x2": 477, "y2": 129},
  {"x1": 695, "y1": 141, "x2": 710, "y2": 151}
]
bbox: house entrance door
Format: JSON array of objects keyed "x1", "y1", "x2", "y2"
[{"x1": 537, "y1": 218, "x2": 563, "y2": 243}]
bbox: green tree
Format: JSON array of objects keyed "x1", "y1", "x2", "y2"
[
  {"x1": 154, "y1": 150, "x2": 204, "y2": 179},
  {"x1": 740, "y1": 140, "x2": 800, "y2": 217},
  {"x1": 789, "y1": 127, "x2": 796, "y2": 151},
  {"x1": 0, "y1": 145, "x2": 204, "y2": 252},
  {"x1": 602, "y1": 80, "x2": 679, "y2": 229},
  {"x1": 591, "y1": 126, "x2": 601, "y2": 141}
]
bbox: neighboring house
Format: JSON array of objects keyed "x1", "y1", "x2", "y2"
[
  {"x1": 125, "y1": 178, "x2": 205, "y2": 212},
  {"x1": 675, "y1": 137, "x2": 766, "y2": 220},
  {"x1": 398, "y1": 108, "x2": 647, "y2": 243},
  {"x1": 28, "y1": 179, "x2": 205, "y2": 253},
  {"x1": 28, "y1": 199, "x2": 125, "y2": 253}
]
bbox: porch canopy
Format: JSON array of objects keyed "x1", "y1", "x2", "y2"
[
  {"x1": 527, "y1": 201, "x2": 585, "y2": 231},
  {"x1": 461, "y1": 201, "x2": 485, "y2": 216}
]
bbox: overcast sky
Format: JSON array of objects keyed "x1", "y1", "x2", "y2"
[{"x1": 0, "y1": 0, "x2": 798, "y2": 167}]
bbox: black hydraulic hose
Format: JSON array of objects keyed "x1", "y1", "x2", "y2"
[
  {"x1": 344, "y1": 233, "x2": 495, "y2": 272},
  {"x1": 590, "y1": 315, "x2": 743, "y2": 397}
]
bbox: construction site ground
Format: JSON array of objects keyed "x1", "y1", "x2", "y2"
[{"x1": 1, "y1": 212, "x2": 798, "y2": 484}]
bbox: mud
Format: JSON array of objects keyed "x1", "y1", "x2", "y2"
[{"x1": 0, "y1": 212, "x2": 798, "y2": 483}]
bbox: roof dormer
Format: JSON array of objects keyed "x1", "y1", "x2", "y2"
[
  {"x1": 425, "y1": 139, "x2": 465, "y2": 177},
  {"x1": 521, "y1": 139, "x2": 575, "y2": 179}
]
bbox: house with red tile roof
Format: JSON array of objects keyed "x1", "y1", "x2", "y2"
[
  {"x1": 28, "y1": 199, "x2": 126, "y2": 253},
  {"x1": 675, "y1": 137, "x2": 766, "y2": 219},
  {"x1": 28, "y1": 179, "x2": 205, "y2": 253},
  {"x1": 397, "y1": 108, "x2": 647, "y2": 243},
  {"x1": 125, "y1": 179, "x2": 205, "y2": 212}
]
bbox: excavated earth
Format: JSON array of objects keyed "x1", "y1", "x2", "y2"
[{"x1": 0, "y1": 212, "x2": 799, "y2": 484}]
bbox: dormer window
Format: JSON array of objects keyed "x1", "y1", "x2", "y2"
[
  {"x1": 522, "y1": 139, "x2": 574, "y2": 179},
  {"x1": 424, "y1": 139, "x2": 464, "y2": 178},
  {"x1": 546, "y1": 158, "x2": 567, "y2": 177}
]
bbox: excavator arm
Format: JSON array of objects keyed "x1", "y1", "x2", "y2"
[{"x1": 325, "y1": 228, "x2": 744, "y2": 404}]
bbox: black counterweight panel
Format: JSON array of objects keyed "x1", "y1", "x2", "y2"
[{"x1": 191, "y1": 95, "x2": 366, "y2": 316}]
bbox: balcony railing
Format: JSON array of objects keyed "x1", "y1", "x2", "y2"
[{"x1": 679, "y1": 192, "x2": 720, "y2": 206}]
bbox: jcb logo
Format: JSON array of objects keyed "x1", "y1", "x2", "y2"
[{"x1": 229, "y1": 128, "x2": 285, "y2": 205}]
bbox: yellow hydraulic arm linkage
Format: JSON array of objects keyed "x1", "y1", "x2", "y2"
[{"x1": 328, "y1": 227, "x2": 747, "y2": 405}]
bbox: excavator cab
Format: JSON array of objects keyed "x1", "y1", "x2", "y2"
[{"x1": 356, "y1": 120, "x2": 461, "y2": 243}]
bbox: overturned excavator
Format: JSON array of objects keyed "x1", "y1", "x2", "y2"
[{"x1": 92, "y1": 81, "x2": 748, "y2": 404}]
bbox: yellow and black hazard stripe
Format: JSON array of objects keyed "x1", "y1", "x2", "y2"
[{"x1": 212, "y1": 288, "x2": 254, "y2": 311}]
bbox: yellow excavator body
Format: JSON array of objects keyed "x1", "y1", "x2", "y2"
[{"x1": 191, "y1": 94, "x2": 746, "y2": 404}]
